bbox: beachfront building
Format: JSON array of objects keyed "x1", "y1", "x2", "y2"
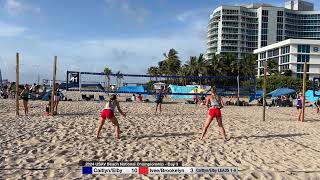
[
  {"x1": 206, "y1": 0, "x2": 320, "y2": 61},
  {"x1": 254, "y1": 39, "x2": 320, "y2": 80}
]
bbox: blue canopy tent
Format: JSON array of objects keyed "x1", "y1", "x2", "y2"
[
  {"x1": 267, "y1": 88, "x2": 296, "y2": 97},
  {"x1": 42, "y1": 90, "x2": 65, "y2": 101},
  {"x1": 118, "y1": 86, "x2": 147, "y2": 99},
  {"x1": 305, "y1": 90, "x2": 320, "y2": 102},
  {"x1": 249, "y1": 90, "x2": 263, "y2": 102},
  {"x1": 118, "y1": 86, "x2": 145, "y2": 93},
  {"x1": 169, "y1": 85, "x2": 196, "y2": 100}
]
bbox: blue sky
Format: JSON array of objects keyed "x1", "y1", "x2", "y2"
[{"x1": 0, "y1": 0, "x2": 319, "y2": 83}]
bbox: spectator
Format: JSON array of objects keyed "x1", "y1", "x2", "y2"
[
  {"x1": 44, "y1": 95, "x2": 52, "y2": 116},
  {"x1": 30, "y1": 83, "x2": 37, "y2": 94},
  {"x1": 131, "y1": 94, "x2": 136, "y2": 102},
  {"x1": 200, "y1": 95, "x2": 206, "y2": 105},
  {"x1": 137, "y1": 94, "x2": 143, "y2": 102},
  {"x1": 8, "y1": 82, "x2": 16, "y2": 99},
  {"x1": 20, "y1": 84, "x2": 30, "y2": 115}
]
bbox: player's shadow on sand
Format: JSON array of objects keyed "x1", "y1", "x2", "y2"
[
  {"x1": 57, "y1": 112, "x2": 94, "y2": 116},
  {"x1": 134, "y1": 132, "x2": 196, "y2": 140},
  {"x1": 304, "y1": 119, "x2": 320, "y2": 122},
  {"x1": 234, "y1": 133, "x2": 309, "y2": 139},
  {"x1": 233, "y1": 133, "x2": 320, "y2": 153}
]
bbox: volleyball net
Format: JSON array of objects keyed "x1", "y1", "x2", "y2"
[{"x1": 64, "y1": 71, "x2": 256, "y2": 97}]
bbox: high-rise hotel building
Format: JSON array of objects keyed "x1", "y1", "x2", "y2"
[{"x1": 206, "y1": 0, "x2": 320, "y2": 61}]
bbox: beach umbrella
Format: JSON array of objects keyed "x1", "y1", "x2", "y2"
[
  {"x1": 305, "y1": 90, "x2": 320, "y2": 102},
  {"x1": 267, "y1": 88, "x2": 296, "y2": 97}
]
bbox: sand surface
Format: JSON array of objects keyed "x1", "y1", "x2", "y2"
[{"x1": 1, "y1": 96, "x2": 320, "y2": 179}]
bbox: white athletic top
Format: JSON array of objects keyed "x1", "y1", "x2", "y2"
[
  {"x1": 210, "y1": 96, "x2": 222, "y2": 109},
  {"x1": 104, "y1": 100, "x2": 118, "y2": 112}
]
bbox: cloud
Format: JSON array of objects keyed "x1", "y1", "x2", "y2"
[
  {"x1": 176, "y1": 8, "x2": 211, "y2": 22},
  {"x1": 177, "y1": 11, "x2": 196, "y2": 22},
  {"x1": 0, "y1": 21, "x2": 26, "y2": 36},
  {"x1": 0, "y1": 5, "x2": 209, "y2": 83},
  {"x1": 0, "y1": 33, "x2": 206, "y2": 83},
  {"x1": 176, "y1": 8, "x2": 210, "y2": 41},
  {"x1": 4, "y1": 0, "x2": 40, "y2": 16},
  {"x1": 104, "y1": 0, "x2": 149, "y2": 24}
]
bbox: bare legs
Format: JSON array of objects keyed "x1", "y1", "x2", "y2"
[
  {"x1": 53, "y1": 100, "x2": 59, "y2": 113},
  {"x1": 96, "y1": 117, "x2": 120, "y2": 139},
  {"x1": 200, "y1": 115, "x2": 227, "y2": 141},
  {"x1": 217, "y1": 117, "x2": 227, "y2": 141},
  {"x1": 298, "y1": 109, "x2": 302, "y2": 121},
  {"x1": 96, "y1": 117, "x2": 105, "y2": 138},
  {"x1": 200, "y1": 115, "x2": 213, "y2": 140},
  {"x1": 110, "y1": 117, "x2": 120, "y2": 139},
  {"x1": 23, "y1": 100, "x2": 28, "y2": 115},
  {"x1": 155, "y1": 103, "x2": 162, "y2": 114},
  {"x1": 315, "y1": 105, "x2": 319, "y2": 114}
]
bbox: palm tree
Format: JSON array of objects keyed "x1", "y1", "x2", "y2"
[
  {"x1": 240, "y1": 54, "x2": 257, "y2": 76},
  {"x1": 186, "y1": 56, "x2": 198, "y2": 76},
  {"x1": 162, "y1": 48, "x2": 181, "y2": 75},
  {"x1": 209, "y1": 54, "x2": 223, "y2": 76},
  {"x1": 116, "y1": 71, "x2": 123, "y2": 88},
  {"x1": 178, "y1": 64, "x2": 189, "y2": 85},
  {"x1": 147, "y1": 66, "x2": 160, "y2": 81},
  {"x1": 196, "y1": 54, "x2": 209, "y2": 85},
  {"x1": 103, "y1": 67, "x2": 112, "y2": 90},
  {"x1": 158, "y1": 60, "x2": 168, "y2": 76},
  {"x1": 184, "y1": 54, "x2": 209, "y2": 85},
  {"x1": 283, "y1": 69, "x2": 292, "y2": 77},
  {"x1": 119, "y1": 72, "x2": 124, "y2": 87},
  {"x1": 222, "y1": 53, "x2": 237, "y2": 76},
  {"x1": 267, "y1": 59, "x2": 279, "y2": 75}
]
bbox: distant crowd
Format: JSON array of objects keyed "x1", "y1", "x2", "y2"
[
  {"x1": 0, "y1": 82, "x2": 62, "y2": 116},
  {"x1": 0, "y1": 82, "x2": 47, "y2": 100}
]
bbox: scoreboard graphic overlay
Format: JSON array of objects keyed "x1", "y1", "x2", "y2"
[{"x1": 81, "y1": 161, "x2": 238, "y2": 175}]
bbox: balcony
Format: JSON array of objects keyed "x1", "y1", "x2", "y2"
[
  {"x1": 207, "y1": 26, "x2": 218, "y2": 32},
  {"x1": 221, "y1": 43, "x2": 238, "y2": 46},
  {"x1": 208, "y1": 21, "x2": 219, "y2": 26},
  {"x1": 207, "y1": 33, "x2": 218, "y2": 38},
  {"x1": 208, "y1": 45, "x2": 218, "y2": 49},
  {"x1": 207, "y1": 38, "x2": 218, "y2": 44},
  {"x1": 206, "y1": 49, "x2": 217, "y2": 55},
  {"x1": 222, "y1": 31, "x2": 240, "y2": 34}
]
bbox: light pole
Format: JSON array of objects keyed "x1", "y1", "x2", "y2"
[{"x1": 32, "y1": 64, "x2": 40, "y2": 85}]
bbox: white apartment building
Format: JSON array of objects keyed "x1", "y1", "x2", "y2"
[
  {"x1": 207, "y1": 0, "x2": 320, "y2": 61},
  {"x1": 254, "y1": 39, "x2": 320, "y2": 80}
]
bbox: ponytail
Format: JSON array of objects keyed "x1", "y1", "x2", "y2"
[{"x1": 108, "y1": 94, "x2": 117, "y2": 105}]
